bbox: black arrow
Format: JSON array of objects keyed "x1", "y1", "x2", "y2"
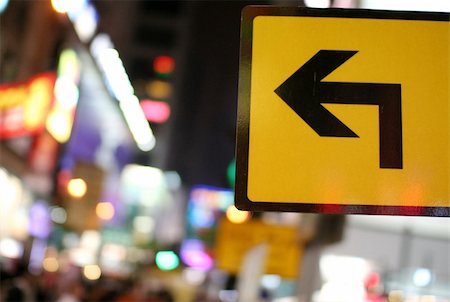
[{"x1": 274, "y1": 50, "x2": 402, "y2": 169}]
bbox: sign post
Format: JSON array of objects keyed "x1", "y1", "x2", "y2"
[{"x1": 236, "y1": 6, "x2": 450, "y2": 216}]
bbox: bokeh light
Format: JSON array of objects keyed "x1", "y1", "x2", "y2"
[
  {"x1": 133, "y1": 216, "x2": 155, "y2": 234},
  {"x1": 413, "y1": 268, "x2": 432, "y2": 287},
  {"x1": 50, "y1": 206, "x2": 67, "y2": 224},
  {"x1": 67, "y1": 178, "x2": 87, "y2": 198},
  {"x1": 43, "y1": 257, "x2": 59, "y2": 272},
  {"x1": 155, "y1": 251, "x2": 179, "y2": 271},
  {"x1": 145, "y1": 80, "x2": 172, "y2": 99},
  {"x1": 140, "y1": 99, "x2": 171, "y2": 123},
  {"x1": 46, "y1": 110, "x2": 73, "y2": 143},
  {"x1": 83, "y1": 264, "x2": 102, "y2": 280},
  {"x1": 96, "y1": 202, "x2": 115, "y2": 220},
  {"x1": 226, "y1": 205, "x2": 250, "y2": 224},
  {"x1": 0, "y1": 238, "x2": 23, "y2": 259},
  {"x1": 153, "y1": 55, "x2": 175, "y2": 76}
]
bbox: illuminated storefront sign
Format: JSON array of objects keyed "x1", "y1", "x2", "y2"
[
  {"x1": 0, "y1": 72, "x2": 56, "y2": 138},
  {"x1": 46, "y1": 49, "x2": 81, "y2": 143}
]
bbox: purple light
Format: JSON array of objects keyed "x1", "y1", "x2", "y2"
[
  {"x1": 180, "y1": 240, "x2": 213, "y2": 271},
  {"x1": 29, "y1": 201, "x2": 52, "y2": 239}
]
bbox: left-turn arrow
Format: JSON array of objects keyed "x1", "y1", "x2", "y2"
[{"x1": 274, "y1": 50, "x2": 403, "y2": 169}]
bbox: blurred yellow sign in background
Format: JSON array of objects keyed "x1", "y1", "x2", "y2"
[{"x1": 215, "y1": 218, "x2": 305, "y2": 278}]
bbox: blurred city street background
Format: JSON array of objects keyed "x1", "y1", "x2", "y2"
[{"x1": 0, "y1": 1, "x2": 449, "y2": 301}]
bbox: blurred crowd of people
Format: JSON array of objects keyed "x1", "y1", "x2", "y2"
[{"x1": 1, "y1": 263, "x2": 175, "y2": 302}]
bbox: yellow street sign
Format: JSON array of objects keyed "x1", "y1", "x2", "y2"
[
  {"x1": 215, "y1": 218, "x2": 305, "y2": 278},
  {"x1": 236, "y1": 7, "x2": 450, "y2": 216}
]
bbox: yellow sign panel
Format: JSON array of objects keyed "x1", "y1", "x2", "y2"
[
  {"x1": 236, "y1": 7, "x2": 450, "y2": 216},
  {"x1": 215, "y1": 218, "x2": 304, "y2": 278}
]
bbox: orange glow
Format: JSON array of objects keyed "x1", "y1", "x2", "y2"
[
  {"x1": 145, "y1": 80, "x2": 172, "y2": 99},
  {"x1": 43, "y1": 257, "x2": 59, "y2": 272},
  {"x1": 67, "y1": 178, "x2": 87, "y2": 198},
  {"x1": 226, "y1": 206, "x2": 250, "y2": 224},
  {"x1": 96, "y1": 202, "x2": 115, "y2": 220},
  {"x1": 83, "y1": 264, "x2": 101, "y2": 280}
]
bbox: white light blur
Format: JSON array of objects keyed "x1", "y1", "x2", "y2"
[
  {"x1": 0, "y1": 167, "x2": 12, "y2": 212},
  {"x1": 320, "y1": 254, "x2": 371, "y2": 282},
  {"x1": 90, "y1": 34, "x2": 114, "y2": 58},
  {"x1": 317, "y1": 255, "x2": 370, "y2": 302},
  {"x1": 360, "y1": 0, "x2": 450, "y2": 12},
  {"x1": 50, "y1": 206, "x2": 67, "y2": 224},
  {"x1": 261, "y1": 274, "x2": 282, "y2": 290},
  {"x1": 70, "y1": 248, "x2": 95, "y2": 266},
  {"x1": 52, "y1": 0, "x2": 85, "y2": 14},
  {"x1": 318, "y1": 281, "x2": 366, "y2": 302},
  {"x1": 119, "y1": 96, "x2": 156, "y2": 151},
  {"x1": 80, "y1": 230, "x2": 101, "y2": 252},
  {"x1": 70, "y1": 2, "x2": 98, "y2": 43},
  {"x1": 0, "y1": 167, "x2": 7, "y2": 183},
  {"x1": 11, "y1": 209, "x2": 29, "y2": 240},
  {"x1": 1, "y1": 170, "x2": 22, "y2": 210},
  {"x1": 74, "y1": 6, "x2": 97, "y2": 42},
  {"x1": 100, "y1": 244, "x2": 127, "y2": 264},
  {"x1": 122, "y1": 164, "x2": 165, "y2": 188},
  {"x1": 133, "y1": 216, "x2": 155, "y2": 234},
  {"x1": 98, "y1": 48, "x2": 135, "y2": 101},
  {"x1": 90, "y1": 33, "x2": 155, "y2": 152},
  {"x1": 67, "y1": 0, "x2": 88, "y2": 19},
  {"x1": 413, "y1": 268, "x2": 432, "y2": 287},
  {"x1": 305, "y1": 0, "x2": 331, "y2": 8},
  {"x1": 51, "y1": 0, "x2": 69, "y2": 13},
  {"x1": 54, "y1": 77, "x2": 79, "y2": 109},
  {"x1": 183, "y1": 268, "x2": 207, "y2": 286},
  {"x1": 0, "y1": 238, "x2": 23, "y2": 259},
  {"x1": 165, "y1": 171, "x2": 181, "y2": 190},
  {"x1": 0, "y1": 0, "x2": 9, "y2": 14}
]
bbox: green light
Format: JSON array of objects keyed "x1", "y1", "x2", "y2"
[
  {"x1": 227, "y1": 159, "x2": 236, "y2": 188},
  {"x1": 155, "y1": 251, "x2": 179, "y2": 271}
]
